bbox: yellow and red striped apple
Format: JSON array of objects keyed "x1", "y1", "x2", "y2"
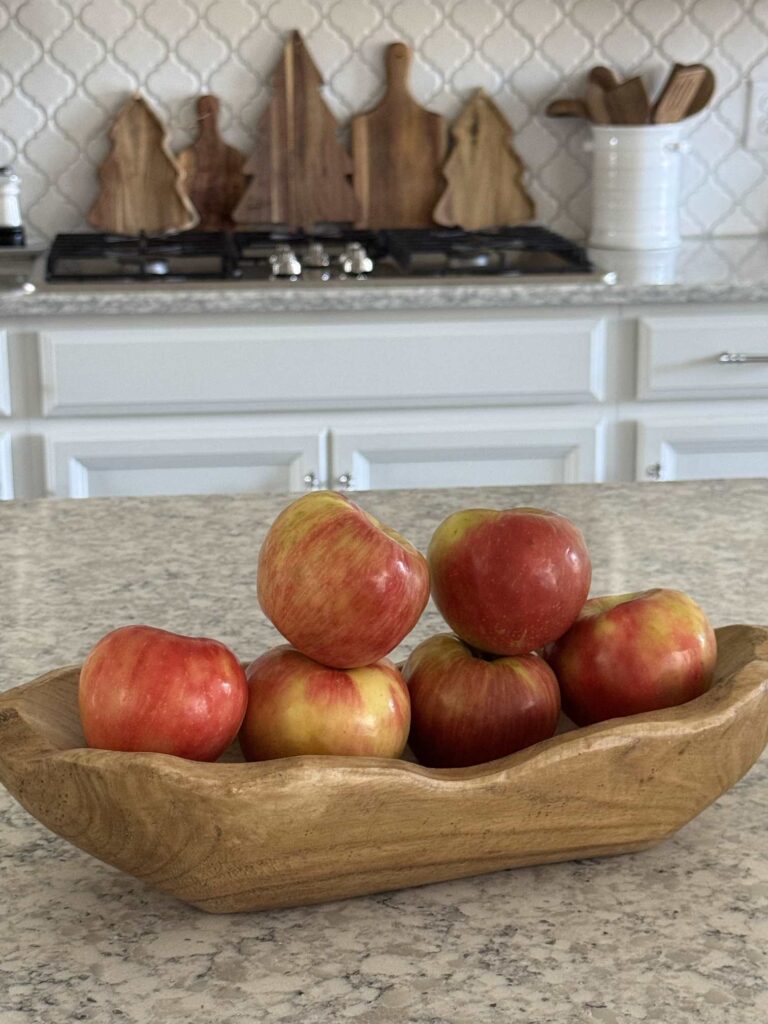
[
  {"x1": 402, "y1": 633, "x2": 561, "y2": 768},
  {"x1": 547, "y1": 588, "x2": 717, "y2": 726},
  {"x1": 427, "y1": 506, "x2": 591, "y2": 656},
  {"x1": 257, "y1": 490, "x2": 429, "y2": 669},
  {"x1": 238, "y1": 645, "x2": 411, "y2": 760},
  {"x1": 79, "y1": 625, "x2": 248, "y2": 761}
]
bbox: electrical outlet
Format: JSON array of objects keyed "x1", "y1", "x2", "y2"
[{"x1": 745, "y1": 80, "x2": 768, "y2": 149}]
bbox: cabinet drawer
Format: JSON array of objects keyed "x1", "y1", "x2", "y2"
[
  {"x1": 39, "y1": 316, "x2": 606, "y2": 416},
  {"x1": 638, "y1": 314, "x2": 768, "y2": 399}
]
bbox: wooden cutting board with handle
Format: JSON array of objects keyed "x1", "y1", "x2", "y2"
[
  {"x1": 233, "y1": 31, "x2": 358, "y2": 229},
  {"x1": 177, "y1": 95, "x2": 246, "y2": 229},
  {"x1": 352, "y1": 42, "x2": 447, "y2": 228},
  {"x1": 434, "y1": 90, "x2": 534, "y2": 229},
  {"x1": 89, "y1": 94, "x2": 198, "y2": 235}
]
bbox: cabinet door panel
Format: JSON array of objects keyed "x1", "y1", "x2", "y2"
[
  {"x1": 331, "y1": 425, "x2": 600, "y2": 491},
  {"x1": 47, "y1": 433, "x2": 325, "y2": 498},
  {"x1": 38, "y1": 314, "x2": 606, "y2": 416},
  {"x1": 638, "y1": 314, "x2": 768, "y2": 400},
  {"x1": 0, "y1": 433, "x2": 12, "y2": 499},
  {"x1": 637, "y1": 419, "x2": 768, "y2": 481},
  {"x1": 0, "y1": 332, "x2": 10, "y2": 416}
]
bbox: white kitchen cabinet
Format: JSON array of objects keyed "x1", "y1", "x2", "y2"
[
  {"x1": 0, "y1": 433, "x2": 13, "y2": 498},
  {"x1": 637, "y1": 312, "x2": 768, "y2": 400},
  {"x1": 46, "y1": 429, "x2": 326, "y2": 498},
  {"x1": 637, "y1": 418, "x2": 768, "y2": 481},
  {"x1": 329, "y1": 414, "x2": 604, "y2": 490}
]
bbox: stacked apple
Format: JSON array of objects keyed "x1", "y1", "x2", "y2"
[{"x1": 78, "y1": 491, "x2": 717, "y2": 769}]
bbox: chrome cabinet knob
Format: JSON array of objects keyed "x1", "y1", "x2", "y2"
[
  {"x1": 336, "y1": 472, "x2": 353, "y2": 490},
  {"x1": 717, "y1": 351, "x2": 768, "y2": 364},
  {"x1": 645, "y1": 462, "x2": 663, "y2": 480},
  {"x1": 303, "y1": 472, "x2": 320, "y2": 490}
]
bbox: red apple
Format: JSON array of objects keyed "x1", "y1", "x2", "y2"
[
  {"x1": 427, "y1": 506, "x2": 591, "y2": 656},
  {"x1": 402, "y1": 633, "x2": 561, "y2": 768},
  {"x1": 547, "y1": 588, "x2": 717, "y2": 726},
  {"x1": 257, "y1": 490, "x2": 429, "y2": 669},
  {"x1": 79, "y1": 625, "x2": 248, "y2": 761},
  {"x1": 239, "y1": 645, "x2": 410, "y2": 760}
]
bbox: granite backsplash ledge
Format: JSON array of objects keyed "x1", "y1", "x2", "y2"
[{"x1": 2, "y1": 0, "x2": 768, "y2": 242}]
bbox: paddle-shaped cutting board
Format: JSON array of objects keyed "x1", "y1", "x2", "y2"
[
  {"x1": 177, "y1": 95, "x2": 246, "y2": 229},
  {"x1": 233, "y1": 31, "x2": 358, "y2": 229},
  {"x1": 352, "y1": 42, "x2": 447, "y2": 228},
  {"x1": 89, "y1": 94, "x2": 198, "y2": 235},
  {"x1": 434, "y1": 90, "x2": 534, "y2": 229}
]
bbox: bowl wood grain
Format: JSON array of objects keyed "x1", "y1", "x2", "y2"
[{"x1": 1, "y1": 624, "x2": 767, "y2": 914}]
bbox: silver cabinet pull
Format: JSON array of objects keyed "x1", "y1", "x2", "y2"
[
  {"x1": 645, "y1": 462, "x2": 663, "y2": 480},
  {"x1": 303, "y1": 472, "x2": 320, "y2": 490},
  {"x1": 717, "y1": 352, "x2": 768, "y2": 364},
  {"x1": 336, "y1": 472, "x2": 353, "y2": 490}
]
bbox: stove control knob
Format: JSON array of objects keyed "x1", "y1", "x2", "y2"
[
  {"x1": 303, "y1": 241, "x2": 331, "y2": 280},
  {"x1": 270, "y1": 244, "x2": 302, "y2": 279},
  {"x1": 339, "y1": 242, "x2": 373, "y2": 278}
]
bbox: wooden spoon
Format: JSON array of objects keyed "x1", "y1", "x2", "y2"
[
  {"x1": 545, "y1": 98, "x2": 589, "y2": 119},
  {"x1": 588, "y1": 66, "x2": 620, "y2": 91},
  {"x1": 585, "y1": 80, "x2": 611, "y2": 124}
]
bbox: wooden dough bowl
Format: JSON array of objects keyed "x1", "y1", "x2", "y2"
[{"x1": 1, "y1": 625, "x2": 767, "y2": 914}]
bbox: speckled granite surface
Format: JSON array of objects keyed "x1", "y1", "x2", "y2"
[
  {"x1": 1, "y1": 480, "x2": 767, "y2": 1023},
  {"x1": 2, "y1": 236, "x2": 768, "y2": 318}
]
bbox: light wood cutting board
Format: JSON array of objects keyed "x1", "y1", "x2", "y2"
[
  {"x1": 177, "y1": 95, "x2": 247, "y2": 229},
  {"x1": 89, "y1": 94, "x2": 198, "y2": 235},
  {"x1": 233, "y1": 31, "x2": 358, "y2": 229},
  {"x1": 352, "y1": 42, "x2": 448, "y2": 228},
  {"x1": 434, "y1": 90, "x2": 534, "y2": 229}
]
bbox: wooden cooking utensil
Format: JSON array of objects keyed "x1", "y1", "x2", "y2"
[
  {"x1": 652, "y1": 64, "x2": 710, "y2": 123},
  {"x1": 0, "y1": 625, "x2": 766, "y2": 912},
  {"x1": 89, "y1": 94, "x2": 198, "y2": 235},
  {"x1": 177, "y1": 95, "x2": 246, "y2": 229},
  {"x1": 545, "y1": 98, "x2": 589, "y2": 119},
  {"x1": 233, "y1": 31, "x2": 358, "y2": 229},
  {"x1": 352, "y1": 42, "x2": 447, "y2": 228},
  {"x1": 603, "y1": 76, "x2": 651, "y2": 124},
  {"x1": 685, "y1": 65, "x2": 715, "y2": 118},
  {"x1": 434, "y1": 90, "x2": 534, "y2": 229},
  {"x1": 584, "y1": 80, "x2": 611, "y2": 124},
  {"x1": 588, "y1": 65, "x2": 620, "y2": 91}
]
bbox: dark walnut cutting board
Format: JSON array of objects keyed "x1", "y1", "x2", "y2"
[
  {"x1": 89, "y1": 94, "x2": 198, "y2": 235},
  {"x1": 233, "y1": 30, "x2": 358, "y2": 229},
  {"x1": 177, "y1": 95, "x2": 246, "y2": 229},
  {"x1": 434, "y1": 90, "x2": 534, "y2": 229},
  {"x1": 352, "y1": 42, "x2": 448, "y2": 228}
]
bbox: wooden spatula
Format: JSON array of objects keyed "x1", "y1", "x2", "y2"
[
  {"x1": 588, "y1": 66, "x2": 620, "y2": 91},
  {"x1": 653, "y1": 64, "x2": 713, "y2": 122},
  {"x1": 604, "y1": 77, "x2": 651, "y2": 124},
  {"x1": 352, "y1": 42, "x2": 447, "y2": 228}
]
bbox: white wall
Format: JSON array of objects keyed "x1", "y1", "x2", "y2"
[{"x1": 1, "y1": 0, "x2": 765, "y2": 241}]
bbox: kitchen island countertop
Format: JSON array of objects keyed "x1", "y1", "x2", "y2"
[
  {"x1": 2, "y1": 235, "x2": 768, "y2": 318},
  {"x1": 1, "y1": 479, "x2": 767, "y2": 1023}
]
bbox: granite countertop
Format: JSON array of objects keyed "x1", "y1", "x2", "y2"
[
  {"x1": 1, "y1": 479, "x2": 767, "y2": 1023},
  {"x1": 2, "y1": 236, "x2": 768, "y2": 318}
]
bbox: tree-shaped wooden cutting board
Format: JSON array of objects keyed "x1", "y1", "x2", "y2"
[
  {"x1": 233, "y1": 30, "x2": 358, "y2": 229},
  {"x1": 352, "y1": 42, "x2": 448, "y2": 228},
  {"x1": 89, "y1": 94, "x2": 198, "y2": 235},
  {"x1": 177, "y1": 95, "x2": 246, "y2": 229},
  {"x1": 434, "y1": 90, "x2": 534, "y2": 229}
]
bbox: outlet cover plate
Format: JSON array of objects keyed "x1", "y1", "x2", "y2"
[{"x1": 746, "y1": 80, "x2": 768, "y2": 149}]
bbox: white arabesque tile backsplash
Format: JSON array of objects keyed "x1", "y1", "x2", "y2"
[{"x1": 2, "y1": 0, "x2": 768, "y2": 242}]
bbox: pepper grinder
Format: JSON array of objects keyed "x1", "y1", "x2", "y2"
[{"x1": 0, "y1": 166, "x2": 25, "y2": 246}]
